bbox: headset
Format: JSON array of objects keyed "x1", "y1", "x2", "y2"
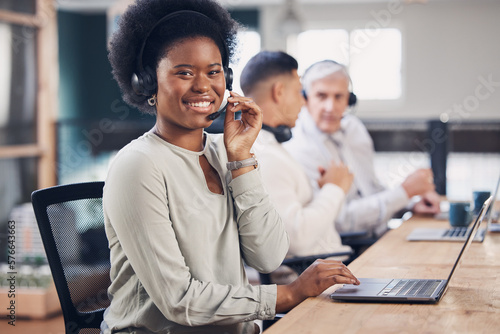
[
  {"x1": 131, "y1": 10, "x2": 233, "y2": 120},
  {"x1": 261, "y1": 124, "x2": 292, "y2": 143},
  {"x1": 301, "y1": 60, "x2": 357, "y2": 107}
]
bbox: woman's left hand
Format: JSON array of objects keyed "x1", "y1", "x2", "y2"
[{"x1": 223, "y1": 91, "x2": 262, "y2": 161}]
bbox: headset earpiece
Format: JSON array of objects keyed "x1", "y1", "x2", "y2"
[
  {"x1": 225, "y1": 67, "x2": 233, "y2": 91},
  {"x1": 348, "y1": 92, "x2": 357, "y2": 107},
  {"x1": 131, "y1": 66, "x2": 157, "y2": 97},
  {"x1": 262, "y1": 124, "x2": 292, "y2": 143}
]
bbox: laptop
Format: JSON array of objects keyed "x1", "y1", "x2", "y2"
[
  {"x1": 407, "y1": 193, "x2": 491, "y2": 242},
  {"x1": 330, "y1": 196, "x2": 492, "y2": 303},
  {"x1": 406, "y1": 226, "x2": 486, "y2": 242}
]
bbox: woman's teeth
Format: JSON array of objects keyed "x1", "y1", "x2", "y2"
[{"x1": 188, "y1": 101, "x2": 211, "y2": 108}]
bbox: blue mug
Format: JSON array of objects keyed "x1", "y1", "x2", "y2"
[
  {"x1": 473, "y1": 191, "x2": 491, "y2": 216},
  {"x1": 449, "y1": 202, "x2": 472, "y2": 227}
]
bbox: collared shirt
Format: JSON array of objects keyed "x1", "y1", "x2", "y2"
[
  {"x1": 254, "y1": 130, "x2": 351, "y2": 257},
  {"x1": 102, "y1": 131, "x2": 289, "y2": 334},
  {"x1": 284, "y1": 110, "x2": 409, "y2": 236}
]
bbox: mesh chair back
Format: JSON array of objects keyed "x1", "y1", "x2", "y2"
[{"x1": 32, "y1": 182, "x2": 110, "y2": 334}]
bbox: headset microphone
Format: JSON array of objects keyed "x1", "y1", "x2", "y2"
[
  {"x1": 208, "y1": 88, "x2": 231, "y2": 120},
  {"x1": 208, "y1": 111, "x2": 221, "y2": 121}
]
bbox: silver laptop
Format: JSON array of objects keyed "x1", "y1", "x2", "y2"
[
  {"x1": 330, "y1": 196, "x2": 492, "y2": 303},
  {"x1": 406, "y1": 226, "x2": 486, "y2": 242},
  {"x1": 407, "y1": 193, "x2": 492, "y2": 242}
]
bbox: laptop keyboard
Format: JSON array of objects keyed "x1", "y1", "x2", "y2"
[
  {"x1": 442, "y1": 227, "x2": 469, "y2": 238},
  {"x1": 379, "y1": 279, "x2": 442, "y2": 297}
]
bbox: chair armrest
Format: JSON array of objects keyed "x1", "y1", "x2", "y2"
[
  {"x1": 339, "y1": 230, "x2": 371, "y2": 239},
  {"x1": 281, "y1": 251, "x2": 353, "y2": 267}
]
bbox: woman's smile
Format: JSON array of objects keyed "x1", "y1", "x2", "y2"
[{"x1": 184, "y1": 97, "x2": 215, "y2": 113}]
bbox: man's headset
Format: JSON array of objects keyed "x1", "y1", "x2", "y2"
[
  {"x1": 261, "y1": 124, "x2": 292, "y2": 143},
  {"x1": 301, "y1": 60, "x2": 357, "y2": 107},
  {"x1": 131, "y1": 10, "x2": 233, "y2": 120}
]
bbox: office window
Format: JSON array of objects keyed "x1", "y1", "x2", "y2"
[
  {"x1": 231, "y1": 30, "x2": 261, "y2": 95},
  {"x1": 349, "y1": 28, "x2": 402, "y2": 100},
  {"x1": 293, "y1": 28, "x2": 402, "y2": 101},
  {"x1": 296, "y1": 29, "x2": 349, "y2": 72},
  {"x1": 0, "y1": 0, "x2": 58, "y2": 263},
  {"x1": 0, "y1": 22, "x2": 37, "y2": 146}
]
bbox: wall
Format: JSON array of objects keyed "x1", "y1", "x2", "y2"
[
  {"x1": 258, "y1": 0, "x2": 500, "y2": 121},
  {"x1": 58, "y1": 10, "x2": 132, "y2": 121},
  {"x1": 57, "y1": 11, "x2": 155, "y2": 183}
]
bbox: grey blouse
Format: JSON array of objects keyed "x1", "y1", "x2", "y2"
[{"x1": 101, "y1": 131, "x2": 289, "y2": 333}]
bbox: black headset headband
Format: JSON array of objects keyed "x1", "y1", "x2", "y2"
[{"x1": 131, "y1": 10, "x2": 233, "y2": 97}]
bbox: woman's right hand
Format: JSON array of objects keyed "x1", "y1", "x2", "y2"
[
  {"x1": 223, "y1": 91, "x2": 263, "y2": 162},
  {"x1": 275, "y1": 259, "x2": 360, "y2": 313},
  {"x1": 317, "y1": 162, "x2": 354, "y2": 194}
]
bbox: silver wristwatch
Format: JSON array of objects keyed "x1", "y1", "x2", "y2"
[{"x1": 226, "y1": 155, "x2": 258, "y2": 171}]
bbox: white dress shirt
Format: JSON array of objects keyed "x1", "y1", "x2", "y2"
[
  {"x1": 284, "y1": 110, "x2": 409, "y2": 237},
  {"x1": 254, "y1": 129, "x2": 351, "y2": 257}
]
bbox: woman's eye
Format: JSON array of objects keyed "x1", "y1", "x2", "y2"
[
  {"x1": 177, "y1": 71, "x2": 192, "y2": 76},
  {"x1": 209, "y1": 70, "x2": 221, "y2": 76}
]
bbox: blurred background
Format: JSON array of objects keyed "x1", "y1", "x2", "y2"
[{"x1": 0, "y1": 0, "x2": 499, "y2": 263}]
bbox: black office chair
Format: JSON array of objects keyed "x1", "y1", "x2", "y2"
[
  {"x1": 31, "y1": 181, "x2": 110, "y2": 334},
  {"x1": 339, "y1": 231, "x2": 377, "y2": 259}
]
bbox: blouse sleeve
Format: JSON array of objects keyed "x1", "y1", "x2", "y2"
[
  {"x1": 228, "y1": 168, "x2": 290, "y2": 272},
  {"x1": 104, "y1": 149, "x2": 280, "y2": 326}
]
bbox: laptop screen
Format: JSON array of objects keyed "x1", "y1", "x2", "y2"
[
  {"x1": 445, "y1": 196, "x2": 492, "y2": 285},
  {"x1": 486, "y1": 174, "x2": 500, "y2": 225}
]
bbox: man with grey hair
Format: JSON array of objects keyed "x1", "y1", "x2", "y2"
[{"x1": 284, "y1": 60, "x2": 441, "y2": 237}]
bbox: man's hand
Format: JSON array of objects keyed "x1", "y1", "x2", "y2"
[
  {"x1": 317, "y1": 162, "x2": 354, "y2": 194},
  {"x1": 401, "y1": 168, "x2": 435, "y2": 198},
  {"x1": 413, "y1": 191, "x2": 441, "y2": 215}
]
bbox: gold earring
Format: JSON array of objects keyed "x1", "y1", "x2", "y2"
[{"x1": 147, "y1": 94, "x2": 157, "y2": 106}]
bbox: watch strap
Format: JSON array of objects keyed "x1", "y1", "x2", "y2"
[{"x1": 226, "y1": 156, "x2": 258, "y2": 170}]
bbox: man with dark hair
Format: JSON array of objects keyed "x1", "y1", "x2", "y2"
[{"x1": 241, "y1": 51, "x2": 353, "y2": 265}]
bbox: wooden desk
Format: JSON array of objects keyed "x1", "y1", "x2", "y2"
[{"x1": 264, "y1": 216, "x2": 500, "y2": 333}]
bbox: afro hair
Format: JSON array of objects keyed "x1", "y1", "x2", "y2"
[{"x1": 108, "y1": 0, "x2": 240, "y2": 114}]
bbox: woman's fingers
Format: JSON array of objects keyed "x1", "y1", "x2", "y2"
[
  {"x1": 314, "y1": 259, "x2": 360, "y2": 285},
  {"x1": 227, "y1": 92, "x2": 261, "y2": 113},
  {"x1": 228, "y1": 99, "x2": 261, "y2": 115}
]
